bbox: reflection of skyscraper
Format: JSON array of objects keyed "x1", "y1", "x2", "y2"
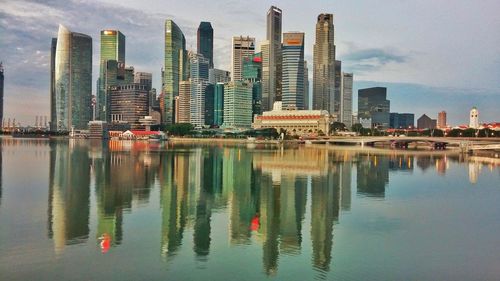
[
  {"x1": 339, "y1": 162, "x2": 352, "y2": 211},
  {"x1": 279, "y1": 175, "x2": 307, "y2": 254},
  {"x1": 310, "y1": 163, "x2": 340, "y2": 271},
  {"x1": 48, "y1": 140, "x2": 91, "y2": 253},
  {"x1": 357, "y1": 155, "x2": 389, "y2": 197}
]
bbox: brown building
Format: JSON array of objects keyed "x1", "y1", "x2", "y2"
[
  {"x1": 109, "y1": 84, "x2": 149, "y2": 128},
  {"x1": 437, "y1": 111, "x2": 447, "y2": 128},
  {"x1": 417, "y1": 114, "x2": 437, "y2": 129}
]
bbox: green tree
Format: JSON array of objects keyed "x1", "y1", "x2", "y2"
[{"x1": 166, "y1": 123, "x2": 194, "y2": 136}]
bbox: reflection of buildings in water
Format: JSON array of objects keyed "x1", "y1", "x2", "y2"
[
  {"x1": 435, "y1": 155, "x2": 448, "y2": 175},
  {"x1": 0, "y1": 141, "x2": 2, "y2": 206},
  {"x1": 339, "y1": 162, "x2": 352, "y2": 211},
  {"x1": 279, "y1": 175, "x2": 307, "y2": 255},
  {"x1": 226, "y1": 148, "x2": 256, "y2": 245},
  {"x1": 357, "y1": 155, "x2": 389, "y2": 197},
  {"x1": 416, "y1": 155, "x2": 432, "y2": 172},
  {"x1": 48, "y1": 140, "x2": 91, "y2": 253},
  {"x1": 160, "y1": 152, "x2": 188, "y2": 257},
  {"x1": 310, "y1": 167, "x2": 340, "y2": 272},
  {"x1": 389, "y1": 155, "x2": 414, "y2": 172},
  {"x1": 468, "y1": 161, "x2": 481, "y2": 184}
]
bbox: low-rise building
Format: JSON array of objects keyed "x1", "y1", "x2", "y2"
[{"x1": 253, "y1": 102, "x2": 331, "y2": 135}]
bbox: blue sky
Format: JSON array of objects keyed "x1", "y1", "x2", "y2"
[{"x1": 1, "y1": 0, "x2": 499, "y2": 125}]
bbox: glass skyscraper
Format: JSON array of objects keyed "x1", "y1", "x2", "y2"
[
  {"x1": 189, "y1": 53, "x2": 210, "y2": 127},
  {"x1": 197, "y1": 22, "x2": 214, "y2": 68},
  {"x1": 282, "y1": 32, "x2": 305, "y2": 110},
  {"x1": 265, "y1": 6, "x2": 282, "y2": 109},
  {"x1": 0, "y1": 62, "x2": 4, "y2": 125},
  {"x1": 51, "y1": 25, "x2": 92, "y2": 131},
  {"x1": 231, "y1": 36, "x2": 255, "y2": 82},
  {"x1": 243, "y1": 53, "x2": 262, "y2": 117},
  {"x1": 223, "y1": 81, "x2": 253, "y2": 129},
  {"x1": 98, "y1": 30, "x2": 125, "y2": 121},
  {"x1": 313, "y1": 14, "x2": 336, "y2": 114},
  {"x1": 163, "y1": 20, "x2": 186, "y2": 125}
]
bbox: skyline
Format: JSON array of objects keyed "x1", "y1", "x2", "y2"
[{"x1": 1, "y1": 0, "x2": 499, "y2": 125}]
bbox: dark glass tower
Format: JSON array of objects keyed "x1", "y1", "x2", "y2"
[
  {"x1": 0, "y1": 62, "x2": 4, "y2": 125},
  {"x1": 197, "y1": 22, "x2": 214, "y2": 68}
]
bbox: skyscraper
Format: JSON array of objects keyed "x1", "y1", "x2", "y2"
[
  {"x1": 97, "y1": 30, "x2": 125, "y2": 121},
  {"x1": 313, "y1": 14, "x2": 336, "y2": 114},
  {"x1": 50, "y1": 38, "x2": 57, "y2": 130},
  {"x1": 1, "y1": 62, "x2": 4, "y2": 125},
  {"x1": 265, "y1": 6, "x2": 283, "y2": 108},
  {"x1": 282, "y1": 32, "x2": 305, "y2": 110},
  {"x1": 209, "y1": 68, "x2": 231, "y2": 84},
  {"x1": 52, "y1": 25, "x2": 92, "y2": 131},
  {"x1": 190, "y1": 53, "x2": 210, "y2": 127},
  {"x1": 340, "y1": 72, "x2": 353, "y2": 128},
  {"x1": 223, "y1": 81, "x2": 253, "y2": 128},
  {"x1": 333, "y1": 60, "x2": 342, "y2": 117},
  {"x1": 197, "y1": 22, "x2": 214, "y2": 68},
  {"x1": 243, "y1": 53, "x2": 262, "y2": 118},
  {"x1": 261, "y1": 40, "x2": 271, "y2": 110},
  {"x1": 214, "y1": 83, "x2": 224, "y2": 127},
  {"x1": 177, "y1": 81, "x2": 191, "y2": 123},
  {"x1": 437, "y1": 111, "x2": 447, "y2": 128},
  {"x1": 358, "y1": 87, "x2": 390, "y2": 129},
  {"x1": 231, "y1": 36, "x2": 255, "y2": 82},
  {"x1": 303, "y1": 61, "x2": 309, "y2": 110},
  {"x1": 163, "y1": 20, "x2": 187, "y2": 125}
]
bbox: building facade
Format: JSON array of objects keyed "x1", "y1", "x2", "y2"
[
  {"x1": 333, "y1": 60, "x2": 342, "y2": 118},
  {"x1": 197, "y1": 22, "x2": 214, "y2": 68},
  {"x1": 253, "y1": 108, "x2": 331, "y2": 136},
  {"x1": 177, "y1": 81, "x2": 191, "y2": 123},
  {"x1": 189, "y1": 54, "x2": 210, "y2": 127},
  {"x1": 97, "y1": 30, "x2": 125, "y2": 121},
  {"x1": 223, "y1": 81, "x2": 253, "y2": 129},
  {"x1": 358, "y1": 87, "x2": 390, "y2": 129},
  {"x1": 340, "y1": 72, "x2": 353, "y2": 128},
  {"x1": 312, "y1": 14, "x2": 336, "y2": 113},
  {"x1": 390, "y1": 113, "x2": 414, "y2": 129},
  {"x1": 109, "y1": 84, "x2": 149, "y2": 128},
  {"x1": 52, "y1": 25, "x2": 93, "y2": 131},
  {"x1": 209, "y1": 68, "x2": 231, "y2": 84},
  {"x1": 243, "y1": 53, "x2": 263, "y2": 118},
  {"x1": 214, "y1": 83, "x2": 224, "y2": 126},
  {"x1": 417, "y1": 114, "x2": 437, "y2": 129},
  {"x1": 163, "y1": 20, "x2": 187, "y2": 125},
  {"x1": 470, "y1": 107, "x2": 479, "y2": 128},
  {"x1": 231, "y1": 36, "x2": 255, "y2": 82},
  {"x1": 437, "y1": 111, "x2": 447, "y2": 128},
  {"x1": 303, "y1": 61, "x2": 309, "y2": 110},
  {"x1": 265, "y1": 6, "x2": 283, "y2": 107},
  {"x1": 282, "y1": 32, "x2": 305, "y2": 110},
  {"x1": 0, "y1": 63, "x2": 4, "y2": 125}
]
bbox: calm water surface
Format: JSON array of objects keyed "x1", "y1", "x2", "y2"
[{"x1": 0, "y1": 138, "x2": 499, "y2": 280}]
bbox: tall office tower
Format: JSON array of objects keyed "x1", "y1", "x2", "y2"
[
  {"x1": 214, "y1": 83, "x2": 224, "y2": 127},
  {"x1": 50, "y1": 38, "x2": 57, "y2": 130},
  {"x1": 437, "y1": 111, "x2": 447, "y2": 128},
  {"x1": 333, "y1": 60, "x2": 342, "y2": 118},
  {"x1": 197, "y1": 22, "x2": 214, "y2": 68},
  {"x1": 163, "y1": 19, "x2": 187, "y2": 125},
  {"x1": 52, "y1": 25, "x2": 92, "y2": 131},
  {"x1": 204, "y1": 84, "x2": 215, "y2": 126},
  {"x1": 134, "y1": 72, "x2": 152, "y2": 90},
  {"x1": 189, "y1": 54, "x2": 210, "y2": 127},
  {"x1": 209, "y1": 68, "x2": 231, "y2": 84},
  {"x1": 303, "y1": 61, "x2": 309, "y2": 110},
  {"x1": 313, "y1": 14, "x2": 336, "y2": 113},
  {"x1": 260, "y1": 40, "x2": 271, "y2": 111},
  {"x1": 109, "y1": 84, "x2": 149, "y2": 127},
  {"x1": 358, "y1": 87, "x2": 391, "y2": 129},
  {"x1": 0, "y1": 62, "x2": 4, "y2": 125},
  {"x1": 340, "y1": 72, "x2": 353, "y2": 128},
  {"x1": 243, "y1": 52, "x2": 262, "y2": 117},
  {"x1": 282, "y1": 32, "x2": 305, "y2": 110},
  {"x1": 97, "y1": 30, "x2": 125, "y2": 121},
  {"x1": 231, "y1": 36, "x2": 255, "y2": 82},
  {"x1": 266, "y1": 6, "x2": 283, "y2": 105},
  {"x1": 177, "y1": 81, "x2": 191, "y2": 123},
  {"x1": 223, "y1": 81, "x2": 253, "y2": 128},
  {"x1": 469, "y1": 107, "x2": 479, "y2": 128}
]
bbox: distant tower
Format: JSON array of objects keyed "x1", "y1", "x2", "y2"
[
  {"x1": 469, "y1": 107, "x2": 479, "y2": 128},
  {"x1": 0, "y1": 62, "x2": 4, "y2": 124},
  {"x1": 231, "y1": 36, "x2": 255, "y2": 82},
  {"x1": 197, "y1": 22, "x2": 214, "y2": 68},
  {"x1": 437, "y1": 111, "x2": 447, "y2": 128}
]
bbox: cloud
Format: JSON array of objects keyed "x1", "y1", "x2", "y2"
[{"x1": 341, "y1": 46, "x2": 410, "y2": 74}]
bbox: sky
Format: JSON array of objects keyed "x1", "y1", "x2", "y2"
[{"x1": 1, "y1": 0, "x2": 499, "y2": 126}]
